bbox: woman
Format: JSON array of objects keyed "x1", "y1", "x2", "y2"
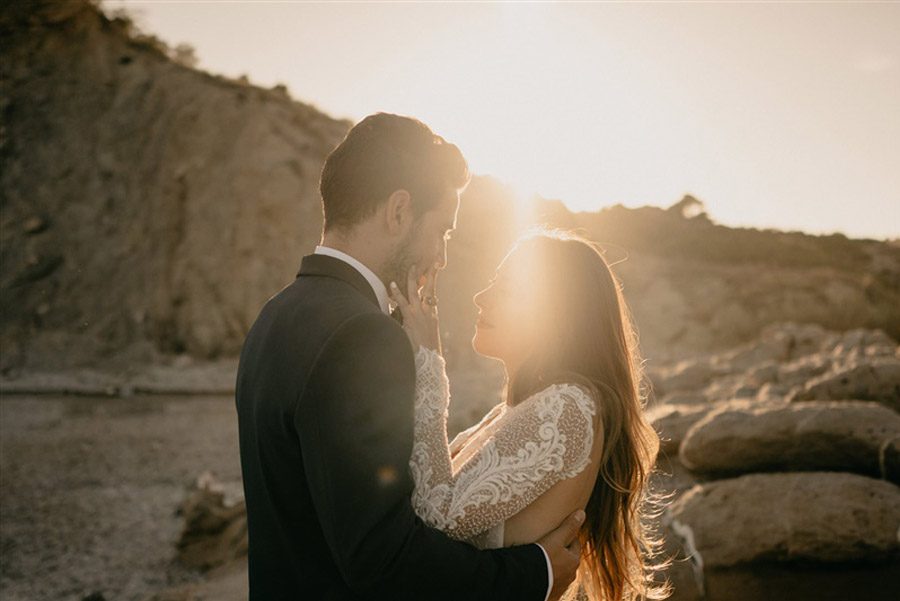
[{"x1": 390, "y1": 230, "x2": 669, "y2": 600}]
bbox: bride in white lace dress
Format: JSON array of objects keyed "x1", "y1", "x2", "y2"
[{"x1": 390, "y1": 231, "x2": 669, "y2": 601}]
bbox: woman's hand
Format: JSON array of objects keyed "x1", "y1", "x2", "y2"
[{"x1": 389, "y1": 264, "x2": 442, "y2": 354}]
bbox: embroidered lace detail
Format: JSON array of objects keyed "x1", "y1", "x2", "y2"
[
  {"x1": 413, "y1": 343, "x2": 450, "y2": 426},
  {"x1": 409, "y1": 346, "x2": 597, "y2": 543}
]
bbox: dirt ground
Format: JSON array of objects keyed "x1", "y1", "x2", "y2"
[{"x1": 0, "y1": 394, "x2": 242, "y2": 601}]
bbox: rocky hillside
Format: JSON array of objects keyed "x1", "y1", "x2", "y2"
[
  {"x1": 2, "y1": 0, "x2": 899, "y2": 381},
  {"x1": 1, "y1": 0, "x2": 350, "y2": 371}
]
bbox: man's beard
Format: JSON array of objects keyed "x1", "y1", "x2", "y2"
[{"x1": 382, "y1": 228, "x2": 416, "y2": 296}]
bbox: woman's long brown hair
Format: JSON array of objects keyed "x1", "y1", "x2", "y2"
[{"x1": 505, "y1": 230, "x2": 670, "y2": 600}]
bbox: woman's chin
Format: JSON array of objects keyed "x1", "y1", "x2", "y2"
[{"x1": 471, "y1": 332, "x2": 499, "y2": 360}]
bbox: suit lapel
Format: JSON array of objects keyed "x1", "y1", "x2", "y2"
[{"x1": 297, "y1": 254, "x2": 381, "y2": 310}]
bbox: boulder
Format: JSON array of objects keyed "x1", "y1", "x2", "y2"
[
  {"x1": 177, "y1": 472, "x2": 248, "y2": 571},
  {"x1": 708, "y1": 323, "x2": 834, "y2": 374},
  {"x1": 701, "y1": 561, "x2": 900, "y2": 601},
  {"x1": 755, "y1": 381, "x2": 795, "y2": 403},
  {"x1": 777, "y1": 353, "x2": 833, "y2": 387},
  {"x1": 829, "y1": 328, "x2": 898, "y2": 361},
  {"x1": 658, "y1": 392, "x2": 709, "y2": 406},
  {"x1": 649, "y1": 403, "x2": 725, "y2": 455},
  {"x1": 665, "y1": 472, "x2": 900, "y2": 568},
  {"x1": 658, "y1": 360, "x2": 723, "y2": 394},
  {"x1": 652, "y1": 454, "x2": 700, "y2": 500},
  {"x1": 792, "y1": 358, "x2": 900, "y2": 411},
  {"x1": 744, "y1": 360, "x2": 779, "y2": 386},
  {"x1": 680, "y1": 401, "x2": 900, "y2": 481}
]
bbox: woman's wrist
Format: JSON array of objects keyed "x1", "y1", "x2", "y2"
[{"x1": 415, "y1": 344, "x2": 444, "y2": 365}]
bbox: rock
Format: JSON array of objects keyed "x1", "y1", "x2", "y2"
[
  {"x1": 882, "y1": 436, "x2": 900, "y2": 486},
  {"x1": 745, "y1": 360, "x2": 779, "y2": 385},
  {"x1": 701, "y1": 375, "x2": 748, "y2": 402},
  {"x1": 652, "y1": 454, "x2": 699, "y2": 500},
  {"x1": 658, "y1": 392, "x2": 708, "y2": 405},
  {"x1": 24, "y1": 215, "x2": 48, "y2": 234},
  {"x1": 777, "y1": 322, "x2": 834, "y2": 359},
  {"x1": 665, "y1": 472, "x2": 900, "y2": 568},
  {"x1": 792, "y1": 358, "x2": 900, "y2": 411},
  {"x1": 649, "y1": 403, "x2": 723, "y2": 455},
  {"x1": 680, "y1": 401, "x2": 900, "y2": 481},
  {"x1": 732, "y1": 384, "x2": 758, "y2": 398},
  {"x1": 658, "y1": 360, "x2": 722, "y2": 393},
  {"x1": 701, "y1": 561, "x2": 900, "y2": 601},
  {"x1": 714, "y1": 332, "x2": 791, "y2": 372},
  {"x1": 755, "y1": 381, "x2": 794, "y2": 403},
  {"x1": 1, "y1": 0, "x2": 350, "y2": 370},
  {"x1": 11, "y1": 254, "x2": 63, "y2": 286},
  {"x1": 778, "y1": 353, "x2": 833, "y2": 387},
  {"x1": 658, "y1": 524, "x2": 704, "y2": 601},
  {"x1": 711, "y1": 323, "x2": 832, "y2": 374},
  {"x1": 830, "y1": 328, "x2": 898, "y2": 359},
  {"x1": 177, "y1": 472, "x2": 247, "y2": 571}
]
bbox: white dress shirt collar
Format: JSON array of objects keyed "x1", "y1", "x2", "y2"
[{"x1": 314, "y1": 245, "x2": 392, "y2": 315}]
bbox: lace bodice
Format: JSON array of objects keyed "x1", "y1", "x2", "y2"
[{"x1": 409, "y1": 346, "x2": 597, "y2": 546}]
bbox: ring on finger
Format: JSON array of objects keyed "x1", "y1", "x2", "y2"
[{"x1": 423, "y1": 296, "x2": 438, "y2": 306}]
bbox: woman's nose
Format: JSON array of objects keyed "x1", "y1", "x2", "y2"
[
  {"x1": 473, "y1": 288, "x2": 487, "y2": 309},
  {"x1": 436, "y1": 244, "x2": 448, "y2": 270}
]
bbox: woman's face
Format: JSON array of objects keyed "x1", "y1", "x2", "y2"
[{"x1": 472, "y1": 249, "x2": 540, "y2": 368}]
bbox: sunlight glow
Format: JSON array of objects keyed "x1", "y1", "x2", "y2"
[{"x1": 107, "y1": 0, "x2": 900, "y2": 239}]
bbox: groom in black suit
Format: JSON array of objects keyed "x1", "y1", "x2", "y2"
[{"x1": 236, "y1": 113, "x2": 583, "y2": 600}]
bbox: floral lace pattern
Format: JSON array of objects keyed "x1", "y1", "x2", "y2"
[{"x1": 409, "y1": 346, "x2": 597, "y2": 544}]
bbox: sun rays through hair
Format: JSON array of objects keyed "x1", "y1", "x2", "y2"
[{"x1": 503, "y1": 228, "x2": 672, "y2": 600}]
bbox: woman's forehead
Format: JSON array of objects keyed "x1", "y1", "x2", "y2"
[{"x1": 497, "y1": 246, "x2": 540, "y2": 280}]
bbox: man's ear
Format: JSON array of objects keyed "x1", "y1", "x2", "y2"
[{"x1": 384, "y1": 189, "x2": 413, "y2": 236}]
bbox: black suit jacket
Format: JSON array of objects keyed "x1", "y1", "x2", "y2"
[{"x1": 236, "y1": 253, "x2": 549, "y2": 600}]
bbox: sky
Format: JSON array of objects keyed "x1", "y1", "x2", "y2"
[{"x1": 106, "y1": 1, "x2": 899, "y2": 239}]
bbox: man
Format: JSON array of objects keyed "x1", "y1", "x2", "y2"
[{"x1": 236, "y1": 113, "x2": 583, "y2": 600}]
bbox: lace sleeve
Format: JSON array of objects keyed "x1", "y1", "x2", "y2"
[{"x1": 409, "y1": 346, "x2": 597, "y2": 542}]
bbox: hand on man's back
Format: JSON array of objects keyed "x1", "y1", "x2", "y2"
[{"x1": 538, "y1": 509, "x2": 585, "y2": 600}]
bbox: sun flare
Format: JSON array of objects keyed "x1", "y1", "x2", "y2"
[{"x1": 108, "y1": 0, "x2": 899, "y2": 238}]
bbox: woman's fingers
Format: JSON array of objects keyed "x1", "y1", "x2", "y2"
[
  {"x1": 417, "y1": 266, "x2": 437, "y2": 313},
  {"x1": 389, "y1": 281, "x2": 408, "y2": 310},
  {"x1": 406, "y1": 264, "x2": 419, "y2": 309},
  {"x1": 425, "y1": 265, "x2": 438, "y2": 299}
]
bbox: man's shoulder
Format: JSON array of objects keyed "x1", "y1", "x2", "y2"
[
  {"x1": 269, "y1": 276, "x2": 405, "y2": 350},
  {"x1": 266, "y1": 274, "x2": 383, "y2": 323}
]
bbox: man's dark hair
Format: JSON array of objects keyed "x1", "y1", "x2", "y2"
[{"x1": 319, "y1": 113, "x2": 470, "y2": 232}]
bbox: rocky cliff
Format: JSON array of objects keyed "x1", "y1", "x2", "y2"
[
  {"x1": 2, "y1": 0, "x2": 899, "y2": 381},
  {"x1": 1, "y1": 0, "x2": 350, "y2": 371}
]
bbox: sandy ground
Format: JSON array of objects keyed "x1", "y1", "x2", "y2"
[{"x1": 0, "y1": 394, "x2": 242, "y2": 601}]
